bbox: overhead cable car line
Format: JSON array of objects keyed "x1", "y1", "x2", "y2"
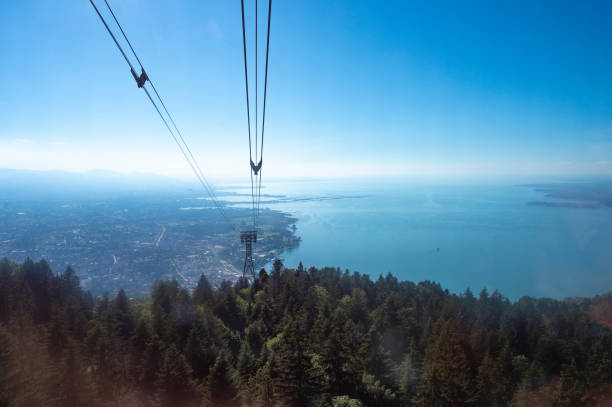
[
  {"x1": 254, "y1": 0, "x2": 259, "y2": 227},
  {"x1": 89, "y1": 0, "x2": 238, "y2": 233},
  {"x1": 255, "y1": 0, "x2": 272, "y2": 229},
  {"x1": 241, "y1": 0, "x2": 271, "y2": 228},
  {"x1": 240, "y1": 0, "x2": 258, "y2": 228},
  {"x1": 99, "y1": 0, "x2": 228, "y2": 219},
  {"x1": 141, "y1": 85, "x2": 236, "y2": 231},
  {"x1": 240, "y1": 0, "x2": 272, "y2": 277},
  {"x1": 254, "y1": 0, "x2": 259, "y2": 228},
  {"x1": 255, "y1": 0, "x2": 258, "y2": 184}
]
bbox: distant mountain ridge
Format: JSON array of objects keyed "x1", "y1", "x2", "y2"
[{"x1": 0, "y1": 168, "x2": 197, "y2": 199}]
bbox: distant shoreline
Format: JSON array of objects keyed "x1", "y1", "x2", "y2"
[
  {"x1": 524, "y1": 181, "x2": 612, "y2": 209},
  {"x1": 526, "y1": 201, "x2": 600, "y2": 209}
]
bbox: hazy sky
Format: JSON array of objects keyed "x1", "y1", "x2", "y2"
[{"x1": 1, "y1": 0, "x2": 612, "y2": 179}]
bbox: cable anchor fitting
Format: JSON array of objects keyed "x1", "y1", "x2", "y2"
[{"x1": 131, "y1": 67, "x2": 149, "y2": 88}]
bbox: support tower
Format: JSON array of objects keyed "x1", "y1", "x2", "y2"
[{"x1": 240, "y1": 230, "x2": 257, "y2": 278}]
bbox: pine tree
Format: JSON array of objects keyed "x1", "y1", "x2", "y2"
[
  {"x1": 51, "y1": 341, "x2": 97, "y2": 407},
  {"x1": 475, "y1": 354, "x2": 504, "y2": 406},
  {"x1": 111, "y1": 289, "x2": 134, "y2": 340},
  {"x1": 235, "y1": 341, "x2": 256, "y2": 404},
  {"x1": 416, "y1": 318, "x2": 474, "y2": 406},
  {"x1": 397, "y1": 353, "x2": 420, "y2": 403},
  {"x1": 320, "y1": 327, "x2": 344, "y2": 396},
  {"x1": 206, "y1": 351, "x2": 238, "y2": 407},
  {"x1": 0, "y1": 318, "x2": 56, "y2": 406},
  {"x1": 271, "y1": 318, "x2": 320, "y2": 406},
  {"x1": 557, "y1": 359, "x2": 585, "y2": 407},
  {"x1": 192, "y1": 274, "x2": 214, "y2": 307},
  {"x1": 155, "y1": 344, "x2": 198, "y2": 407},
  {"x1": 250, "y1": 362, "x2": 274, "y2": 407}
]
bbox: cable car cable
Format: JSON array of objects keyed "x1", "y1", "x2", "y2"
[
  {"x1": 90, "y1": 0, "x2": 238, "y2": 232},
  {"x1": 101, "y1": 0, "x2": 228, "y2": 218},
  {"x1": 255, "y1": 0, "x2": 272, "y2": 228},
  {"x1": 240, "y1": 0, "x2": 258, "y2": 228}
]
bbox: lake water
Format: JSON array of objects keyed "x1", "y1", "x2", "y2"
[{"x1": 228, "y1": 178, "x2": 612, "y2": 300}]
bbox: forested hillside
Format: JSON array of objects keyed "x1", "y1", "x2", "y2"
[{"x1": 1, "y1": 258, "x2": 611, "y2": 406}]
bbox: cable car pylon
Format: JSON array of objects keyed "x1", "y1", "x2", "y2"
[{"x1": 240, "y1": 230, "x2": 257, "y2": 278}]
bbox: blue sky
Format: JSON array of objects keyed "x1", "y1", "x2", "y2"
[{"x1": 1, "y1": 0, "x2": 611, "y2": 179}]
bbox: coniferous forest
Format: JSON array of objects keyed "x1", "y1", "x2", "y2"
[{"x1": 1, "y1": 258, "x2": 612, "y2": 406}]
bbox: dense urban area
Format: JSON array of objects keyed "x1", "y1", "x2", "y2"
[{"x1": 0, "y1": 193, "x2": 299, "y2": 295}]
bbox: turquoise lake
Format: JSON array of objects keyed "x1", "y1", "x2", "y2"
[{"x1": 230, "y1": 178, "x2": 612, "y2": 300}]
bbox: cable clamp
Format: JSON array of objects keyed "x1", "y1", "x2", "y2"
[
  {"x1": 131, "y1": 67, "x2": 149, "y2": 88},
  {"x1": 250, "y1": 159, "x2": 262, "y2": 175}
]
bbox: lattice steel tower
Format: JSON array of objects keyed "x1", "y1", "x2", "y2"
[{"x1": 240, "y1": 230, "x2": 257, "y2": 278}]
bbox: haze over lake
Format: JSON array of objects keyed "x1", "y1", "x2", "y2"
[{"x1": 235, "y1": 178, "x2": 612, "y2": 300}]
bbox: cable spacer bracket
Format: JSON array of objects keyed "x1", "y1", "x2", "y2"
[{"x1": 131, "y1": 67, "x2": 149, "y2": 88}]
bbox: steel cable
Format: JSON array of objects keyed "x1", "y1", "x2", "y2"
[{"x1": 90, "y1": 0, "x2": 238, "y2": 232}]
